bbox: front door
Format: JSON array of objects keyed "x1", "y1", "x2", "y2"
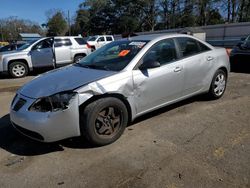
[
  {"x1": 31, "y1": 39, "x2": 54, "y2": 67},
  {"x1": 96, "y1": 37, "x2": 106, "y2": 48},
  {"x1": 132, "y1": 39, "x2": 184, "y2": 114}
]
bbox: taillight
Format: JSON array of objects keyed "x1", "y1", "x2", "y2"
[
  {"x1": 86, "y1": 43, "x2": 91, "y2": 49},
  {"x1": 226, "y1": 48, "x2": 231, "y2": 56}
]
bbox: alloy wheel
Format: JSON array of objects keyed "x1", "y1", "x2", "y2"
[
  {"x1": 12, "y1": 64, "x2": 26, "y2": 77},
  {"x1": 95, "y1": 106, "x2": 122, "y2": 137},
  {"x1": 214, "y1": 73, "x2": 226, "y2": 96}
]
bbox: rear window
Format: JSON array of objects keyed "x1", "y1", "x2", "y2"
[
  {"x1": 176, "y1": 37, "x2": 200, "y2": 57},
  {"x1": 198, "y1": 41, "x2": 211, "y2": 52},
  {"x1": 74, "y1": 38, "x2": 87, "y2": 45}
]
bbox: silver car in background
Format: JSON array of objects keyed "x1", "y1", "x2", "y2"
[
  {"x1": 10, "y1": 34, "x2": 230, "y2": 146},
  {"x1": 0, "y1": 36, "x2": 91, "y2": 78}
]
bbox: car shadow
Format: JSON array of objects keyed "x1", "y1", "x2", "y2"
[
  {"x1": 0, "y1": 95, "x2": 208, "y2": 156},
  {"x1": 131, "y1": 95, "x2": 207, "y2": 125},
  {"x1": 0, "y1": 114, "x2": 94, "y2": 156},
  {"x1": 0, "y1": 114, "x2": 64, "y2": 156}
]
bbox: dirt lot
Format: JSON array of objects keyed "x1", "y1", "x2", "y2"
[{"x1": 0, "y1": 72, "x2": 249, "y2": 188}]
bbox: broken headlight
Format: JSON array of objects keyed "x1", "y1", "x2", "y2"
[{"x1": 29, "y1": 92, "x2": 76, "y2": 112}]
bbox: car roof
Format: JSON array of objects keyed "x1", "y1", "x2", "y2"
[
  {"x1": 130, "y1": 33, "x2": 193, "y2": 41},
  {"x1": 54, "y1": 36, "x2": 83, "y2": 39}
]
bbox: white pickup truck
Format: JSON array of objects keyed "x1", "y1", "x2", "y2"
[
  {"x1": 87, "y1": 35, "x2": 114, "y2": 51},
  {"x1": 0, "y1": 36, "x2": 92, "y2": 78}
]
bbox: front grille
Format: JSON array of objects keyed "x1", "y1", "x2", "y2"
[
  {"x1": 12, "y1": 122, "x2": 44, "y2": 141},
  {"x1": 13, "y1": 98, "x2": 26, "y2": 111}
]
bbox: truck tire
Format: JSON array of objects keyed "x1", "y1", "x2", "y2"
[{"x1": 9, "y1": 61, "x2": 28, "y2": 78}]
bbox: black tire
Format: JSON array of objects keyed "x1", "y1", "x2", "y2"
[
  {"x1": 74, "y1": 55, "x2": 84, "y2": 63},
  {"x1": 91, "y1": 47, "x2": 95, "y2": 52},
  {"x1": 9, "y1": 61, "x2": 28, "y2": 78},
  {"x1": 81, "y1": 97, "x2": 128, "y2": 146},
  {"x1": 207, "y1": 69, "x2": 227, "y2": 99}
]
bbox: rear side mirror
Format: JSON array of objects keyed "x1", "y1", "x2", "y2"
[{"x1": 139, "y1": 60, "x2": 160, "y2": 70}]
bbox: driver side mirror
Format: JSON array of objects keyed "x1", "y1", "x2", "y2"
[
  {"x1": 241, "y1": 42, "x2": 250, "y2": 50},
  {"x1": 139, "y1": 59, "x2": 160, "y2": 70}
]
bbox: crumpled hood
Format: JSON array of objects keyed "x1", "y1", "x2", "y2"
[{"x1": 19, "y1": 65, "x2": 116, "y2": 98}]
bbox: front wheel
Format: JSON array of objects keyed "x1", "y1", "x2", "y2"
[
  {"x1": 9, "y1": 61, "x2": 28, "y2": 78},
  {"x1": 81, "y1": 97, "x2": 128, "y2": 146},
  {"x1": 207, "y1": 69, "x2": 227, "y2": 99}
]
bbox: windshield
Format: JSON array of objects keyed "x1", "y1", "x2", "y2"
[
  {"x1": 17, "y1": 40, "x2": 37, "y2": 50},
  {"x1": 88, "y1": 36, "x2": 97, "y2": 41},
  {"x1": 75, "y1": 40, "x2": 148, "y2": 71}
]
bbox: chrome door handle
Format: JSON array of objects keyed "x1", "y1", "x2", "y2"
[
  {"x1": 207, "y1": 56, "x2": 214, "y2": 61},
  {"x1": 174, "y1": 67, "x2": 182, "y2": 72}
]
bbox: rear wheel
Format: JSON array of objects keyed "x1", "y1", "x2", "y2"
[
  {"x1": 9, "y1": 61, "x2": 28, "y2": 78},
  {"x1": 207, "y1": 69, "x2": 227, "y2": 99},
  {"x1": 81, "y1": 97, "x2": 128, "y2": 146},
  {"x1": 74, "y1": 55, "x2": 85, "y2": 63}
]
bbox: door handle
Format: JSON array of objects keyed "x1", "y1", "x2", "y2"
[
  {"x1": 207, "y1": 56, "x2": 214, "y2": 61},
  {"x1": 174, "y1": 66, "x2": 182, "y2": 72}
]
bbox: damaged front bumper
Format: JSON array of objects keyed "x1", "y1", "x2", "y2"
[{"x1": 10, "y1": 93, "x2": 81, "y2": 142}]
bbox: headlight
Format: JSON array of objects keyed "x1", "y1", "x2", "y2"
[{"x1": 29, "y1": 91, "x2": 76, "y2": 112}]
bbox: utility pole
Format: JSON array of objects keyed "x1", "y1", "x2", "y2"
[{"x1": 68, "y1": 10, "x2": 71, "y2": 36}]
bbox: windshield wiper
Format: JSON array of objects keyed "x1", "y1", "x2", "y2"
[{"x1": 75, "y1": 63, "x2": 111, "y2": 71}]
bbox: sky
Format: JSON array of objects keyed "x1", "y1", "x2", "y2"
[{"x1": 0, "y1": 0, "x2": 84, "y2": 24}]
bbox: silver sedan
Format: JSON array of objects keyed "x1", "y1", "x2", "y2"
[{"x1": 10, "y1": 34, "x2": 230, "y2": 146}]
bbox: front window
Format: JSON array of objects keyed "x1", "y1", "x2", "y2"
[
  {"x1": 98, "y1": 37, "x2": 105, "y2": 42},
  {"x1": 75, "y1": 40, "x2": 148, "y2": 71},
  {"x1": 17, "y1": 40, "x2": 37, "y2": 50},
  {"x1": 143, "y1": 39, "x2": 177, "y2": 66}
]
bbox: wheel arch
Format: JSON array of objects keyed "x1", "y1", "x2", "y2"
[
  {"x1": 79, "y1": 93, "x2": 133, "y2": 123},
  {"x1": 74, "y1": 53, "x2": 87, "y2": 59},
  {"x1": 218, "y1": 66, "x2": 228, "y2": 78},
  {"x1": 8, "y1": 59, "x2": 30, "y2": 72}
]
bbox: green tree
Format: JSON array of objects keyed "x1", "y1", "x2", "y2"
[{"x1": 46, "y1": 11, "x2": 67, "y2": 36}]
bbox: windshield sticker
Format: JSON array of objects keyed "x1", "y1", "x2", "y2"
[
  {"x1": 129, "y1": 42, "x2": 146, "y2": 48},
  {"x1": 118, "y1": 50, "x2": 130, "y2": 57}
]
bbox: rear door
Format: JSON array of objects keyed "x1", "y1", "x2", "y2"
[
  {"x1": 31, "y1": 39, "x2": 54, "y2": 67},
  {"x1": 54, "y1": 38, "x2": 72, "y2": 65},
  {"x1": 132, "y1": 39, "x2": 185, "y2": 114},
  {"x1": 175, "y1": 37, "x2": 213, "y2": 96}
]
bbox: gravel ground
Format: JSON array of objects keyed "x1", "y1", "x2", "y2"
[{"x1": 0, "y1": 72, "x2": 249, "y2": 188}]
